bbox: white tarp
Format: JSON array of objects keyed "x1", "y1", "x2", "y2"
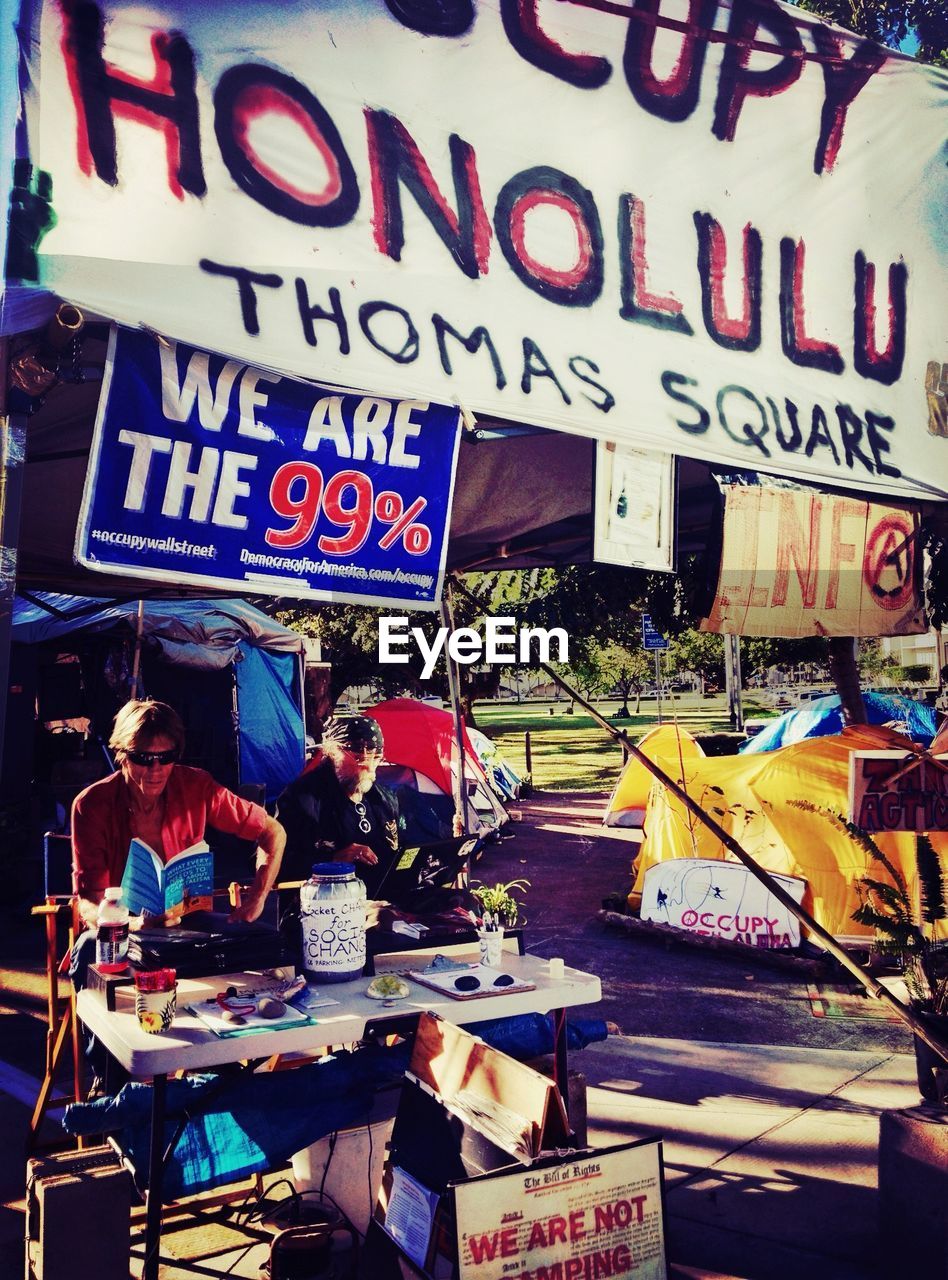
[{"x1": 20, "y1": 0, "x2": 948, "y2": 499}]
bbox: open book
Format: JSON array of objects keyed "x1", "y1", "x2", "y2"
[{"x1": 120, "y1": 838, "x2": 213, "y2": 922}]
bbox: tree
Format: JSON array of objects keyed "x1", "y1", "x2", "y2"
[
  {"x1": 504, "y1": 564, "x2": 652, "y2": 655},
  {"x1": 550, "y1": 647, "x2": 610, "y2": 709},
  {"x1": 857, "y1": 638, "x2": 900, "y2": 685},
  {"x1": 795, "y1": 0, "x2": 948, "y2": 66},
  {"x1": 740, "y1": 635, "x2": 830, "y2": 683},
  {"x1": 667, "y1": 630, "x2": 725, "y2": 692},
  {"x1": 599, "y1": 642, "x2": 652, "y2": 715}
]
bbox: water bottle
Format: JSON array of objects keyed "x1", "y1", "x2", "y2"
[
  {"x1": 299, "y1": 863, "x2": 367, "y2": 983},
  {"x1": 96, "y1": 887, "x2": 129, "y2": 973}
]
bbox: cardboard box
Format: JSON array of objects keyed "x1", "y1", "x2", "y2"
[{"x1": 25, "y1": 1147, "x2": 131, "y2": 1280}]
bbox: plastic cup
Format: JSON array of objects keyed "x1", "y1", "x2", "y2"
[
  {"x1": 133, "y1": 968, "x2": 177, "y2": 1033},
  {"x1": 478, "y1": 928, "x2": 503, "y2": 969}
]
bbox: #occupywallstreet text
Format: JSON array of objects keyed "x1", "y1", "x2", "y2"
[{"x1": 52, "y1": 0, "x2": 925, "y2": 488}]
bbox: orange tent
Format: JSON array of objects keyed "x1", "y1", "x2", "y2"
[
  {"x1": 604, "y1": 725, "x2": 704, "y2": 828},
  {"x1": 629, "y1": 725, "x2": 948, "y2": 942}
]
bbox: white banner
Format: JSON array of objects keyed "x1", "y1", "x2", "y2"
[{"x1": 23, "y1": 0, "x2": 948, "y2": 498}]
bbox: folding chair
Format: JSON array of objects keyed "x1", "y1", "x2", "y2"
[{"x1": 29, "y1": 833, "x2": 86, "y2": 1151}]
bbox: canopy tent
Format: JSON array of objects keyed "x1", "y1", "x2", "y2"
[
  {"x1": 366, "y1": 698, "x2": 508, "y2": 837},
  {"x1": 604, "y1": 725, "x2": 705, "y2": 828},
  {"x1": 740, "y1": 692, "x2": 939, "y2": 755},
  {"x1": 8, "y1": 592, "x2": 305, "y2": 805},
  {"x1": 630, "y1": 726, "x2": 948, "y2": 942}
]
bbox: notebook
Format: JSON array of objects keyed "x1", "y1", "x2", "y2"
[{"x1": 374, "y1": 835, "x2": 482, "y2": 902}]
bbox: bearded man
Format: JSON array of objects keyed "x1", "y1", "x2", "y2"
[{"x1": 276, "y1": 715, "x2": 403, "y2": 896}]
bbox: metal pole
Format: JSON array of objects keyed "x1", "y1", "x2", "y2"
[
  {"x1": 538, "y1": 659, "x2": 948, "y2": 1060},
  {"x1": 440, "y1": 584, "x2": 469, "y2": 834},
  {"x1": 0, "y1": 396, "x2": 28, "y2": 774},
  {"x1": 130, "y1": 598, "x2": 145, "y2": 699},
  {"x1": 725, "y1": 634, "x2": 744, "y2": 732},
  {"x1": 654, "y1": 651, "x2": 663, "y2": 725}
]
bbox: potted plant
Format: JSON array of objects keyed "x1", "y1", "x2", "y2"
[
  {"x1": 470, "y1": 878, "x2": 531, "y2": 928},
  {"x1": 845, "y1": 821, "x2": 948, "y2": 1105}
]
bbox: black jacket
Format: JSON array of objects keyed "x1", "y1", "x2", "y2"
[{"x1": 276, "y1": 756, "x2": 402, "y2": 896}]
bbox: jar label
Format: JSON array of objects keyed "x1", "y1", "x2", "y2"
[
  {"x1": 96, "y1": 922, "x2": 129, "y2": 966},
  {"x1": 301, "y1": 899, "x2": 366, "y2": 976}
]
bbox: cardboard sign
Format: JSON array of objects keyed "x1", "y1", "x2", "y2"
[
  {"x1": 640, "y1": 858, "x2": 806, "y2": 949},
  {"x1": 455, "y1": 1140, "x2": 666, "y2": 1280},
  {"x1": 75, "y1": 327, "x2": 461, "y2": 607},
  {"x1": 849, "y1": 751, "x2": 948, "y2": 833},
  {"x1": 701, "y1": 485, "x2": 926, "y2": 637},
  {"x1": 25, "y1": 0, "x2": 948, "y2": 500}
]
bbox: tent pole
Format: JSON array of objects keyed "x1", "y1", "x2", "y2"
[
  {"x1": 130, "y1": 599, "x2": 145, "y2": 699},
  {"x1": 0, "y1": 347, "x2": 28, "y2": 773},
  {"x1": 440, "y1": 584, "x2": 468, "y2": 835},
  {"x1": 539, "y1": 660, "x2": 948, "y2": 1061}
]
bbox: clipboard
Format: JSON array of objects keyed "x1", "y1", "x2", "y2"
[{"x1": 407, "y1": 964, "x2": 536, "y2": 1000}]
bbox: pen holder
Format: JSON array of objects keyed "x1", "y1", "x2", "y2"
[
  {"x1": 134, "y1": 968, "x2": 177, "y2": 1033},
  {"x1": 478, "y1": 927, "x2": 503, "y2": 969}
]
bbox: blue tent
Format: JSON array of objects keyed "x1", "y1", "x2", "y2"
[
  {"x1": 11, "y1": 593, "x2": 305, "y2": 802},
  {"x1": 741, "y1": 691, "x2": 938, "y2": 755}
]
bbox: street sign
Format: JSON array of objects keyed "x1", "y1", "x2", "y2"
[{"x1": 641, "y1": 615, "x2": 669, "y2": 651}]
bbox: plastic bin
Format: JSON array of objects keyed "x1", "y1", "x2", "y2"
[{"x1": 290, "y1": 1106, "x2": 396, "y2": 1235}]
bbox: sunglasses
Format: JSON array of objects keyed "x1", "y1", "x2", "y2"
[
  {"x1": 454, "y1": 973, "x2": 516, "y2": 992},
  {"x1": 126, "y1": 748, "x2": 179, "y2": 767}
]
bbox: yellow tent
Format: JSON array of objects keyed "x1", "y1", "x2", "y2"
[
  {"x1": 604, "y1": 725, "x2": 704, "y2": 827},
  {"x1": 629, "y1": 726, "x2": 948, "y2": 941}
]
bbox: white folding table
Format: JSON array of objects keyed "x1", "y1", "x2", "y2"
[{"x1": 78, "y1": 954, "x2": 601, "y2": 1280}]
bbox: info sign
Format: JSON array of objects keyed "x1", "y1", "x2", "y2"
[
  {"x1": 701, "y1": 484, "x2": 926, "y2": 638},
  {"x1": 641, "y1": 616, "x2": 669, "y2": 651},
  {"x1": 849, "y1": 751, "x2": 948, "y2": 833},
  {"x1": 75, "y1": 327, "x2": 461, "y2": 607},
  {"x1": 455, "y1": 1140, "x2": 666, "y2": 1280}
]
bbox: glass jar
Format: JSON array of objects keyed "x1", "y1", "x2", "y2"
[{"x1": 299, "y1": 862, "x2": 367, "y2": 983}]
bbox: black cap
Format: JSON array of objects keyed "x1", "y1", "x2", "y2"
[{"x1": 322, "y1": 715, "x2": 384, "y2": 755}]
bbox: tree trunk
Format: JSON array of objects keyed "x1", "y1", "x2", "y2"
[{"x1": 828, "y1": 636, "x2": 867, "y2": 725}]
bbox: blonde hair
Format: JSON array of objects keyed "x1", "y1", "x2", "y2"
[{"x1": 109, "y1": 700, "x2": 185, "y2": 757}]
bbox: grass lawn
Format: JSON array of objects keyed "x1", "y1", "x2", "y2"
[{"x1": 472, "y1": 694, "x2": 775, "y2": 791}]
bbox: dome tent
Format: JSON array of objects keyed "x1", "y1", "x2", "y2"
[
  {"x1": 8, "y1": 592, "x2": 305, "y2": 808},
  {"x1": 740, "y1": 692, "x2": 938, "y2": 755},
  {"x1": 365, "y1": 698, "x2": 508, "y2": 841}
]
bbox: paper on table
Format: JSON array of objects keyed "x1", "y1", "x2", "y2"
[
  {"x1": 186, "y1": 1001, "x2": 314, "y2": 1038},
  {"x1": 384, "y1": 1166, "x2": 439, "y2": 1269}
]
